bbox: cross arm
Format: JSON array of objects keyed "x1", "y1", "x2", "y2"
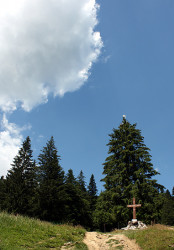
[{"x1": 127, "y1": 204, "x2": 141, "y2": 208}]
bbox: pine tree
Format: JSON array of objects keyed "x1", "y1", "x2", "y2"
[
  {"x1": 0, "y1": 176, "x2": 6, "y2": 211},
  {"x1": 77, "y1": 170, "x2": 87, "y2": 193},
  {"x1": 63, "y1": 183, "x2": 90, "y2": 226},
  {"x1": 38, "y1": 136, "x2": 64, "y2": 184},
  {"x1": 88, "y1": 174, "x2": 98, "y2": 211},
  {"x1": 88, "y1": 174, "x2": 98, "y2": 198},
  {"x1": 94, "y1": 117, "x2": 164, "y2": 230},
  {"x1": 65, "y1": 169, "x2": 77, "y2": 185},
  {"x1": 161, "y1": 190, "x2": 174, "y2": 225},
  {"x1": 37, "y1": 136, "x2": 65, "y2": 222},
  {"x1": 87, "y1": 174, "x2": 98, "y2": 229},
  {"x1": 63, "y1": 169, "x2": 91, "y2": 227},
  {"x1": 6, "y1": 136, "x2": 37, "y2": 216}
]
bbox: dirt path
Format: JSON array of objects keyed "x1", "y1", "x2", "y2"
[{"x1": 83, "y1": 232, "x2": 141, "y2": 250}]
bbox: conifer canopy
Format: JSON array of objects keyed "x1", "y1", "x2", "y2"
[{"x1": 94, "y1": 117, "x2": 164, "y2": 230}]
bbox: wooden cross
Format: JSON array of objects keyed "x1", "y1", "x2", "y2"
[{"x1": 127, "y1": 197, "x2": 141, "y2": 220}]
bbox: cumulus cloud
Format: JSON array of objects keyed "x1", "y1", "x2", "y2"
[
  {"x1": 0, "y1": 0, "x2": 102, "y2": 112},
  {"x1": 0, "y1": 114, "x2": 31, "y2": 176}
]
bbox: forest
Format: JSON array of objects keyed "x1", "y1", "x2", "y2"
[{"x1": 0, "y1": 117, "x2": 174, "y2": 231}]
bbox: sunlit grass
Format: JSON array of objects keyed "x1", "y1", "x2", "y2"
[
  {"x1": 0, "y1": 212, "x2": 86, "y2": 249},
  {"x1": 114, "y1": 224, "x2": 174, "y2": 250}
]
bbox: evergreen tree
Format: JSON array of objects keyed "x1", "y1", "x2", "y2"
[
  {"x1": 94, "y1": 117, "x2": 164, "y2": 230},
  {"x1": 88, "y1": 174, "x2": 98, "y2": 210},
  {"x1": 37, "y1": 136, "x2": 65, "y2": 222},
  {"x1": 63, "y1": 182, "x2": 90, "y2": 226},
  {"x1": 0, "y1": 176, "x2": 6, "y2": 211},
  {"x1": 38, "y1": 136, "x2": 64, "y2": 184},
  {"x1": 65, "y1": 169, "x2": 77, "y2": 185},
  {"x1": 87, "y1": 174, "x2": 98, "y2": 229},
  {"x1": 64, "y1": 169, "x2": 91, "y2": 227},
  {"x1": 6, "y1": 136, "x2": 37, "y2": 216},
  {"x1": 88, "y1": 174, "x2": 98, "y2": 198},
  {"x1": 161, "y1": 190, "x2": 174, "y2": 225},
  {"x1": 77, "y1": 170, "x2": 87, "y2": 193}
]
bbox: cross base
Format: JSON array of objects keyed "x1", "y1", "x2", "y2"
[
  {"x1": 132, "y1": 219, "x2": 138, "y2": 225},
  {"x1": 121, "y1": 220, "x2": 147, "y2": 230}
]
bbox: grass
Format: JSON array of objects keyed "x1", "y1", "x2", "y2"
[
  {"x1": 106, "y1": 239, "x2": 120, "y2": 244},
  {"x1": 2, "y1": 212, "x2": 174, "y2": 250},
  {"x1": 114, "y1": 224, "x2": 174, "y2": 250},
  {"x1": 74, "y1": 242, "x2": 88, "y2": 249},
  {"x1": 106, "y1": 238, "x2": 124, "y2": 249},
  {"x1": 0, "y1": 212, "x2": 87, "y2": 249}
]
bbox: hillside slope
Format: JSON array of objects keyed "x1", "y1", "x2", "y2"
[{"x1": 0, "y1": 212, "x2": 86, "y2": 249}]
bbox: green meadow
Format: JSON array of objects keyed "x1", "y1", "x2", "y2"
[
  {"x1": 115, "y1": 224, "x2": 174, "y2": 250},
  {"x1": 0, "y1": 212, "x2": 87, "y2": 250},
  {"x1": 1, "y1": 211, "x2": 174, "y2": 249}
]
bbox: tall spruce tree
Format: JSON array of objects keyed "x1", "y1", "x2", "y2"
[
  {"x1": 77, "y1": 170, "x2": 87, "y2": 193},
  {"x1": 161, "y1": 190, "x2": 174, "y2": 225},
  {"x1": 65, "y1": 169, "x2": 77, "y2": 185},
  {"x1": 37, "y1": 136, "x2": 65, "y2": 222},
  {"x1": 87, "y1": 174, "x2": 98, "y2": 229},
  {"x1": 88, "y1": 174, "x2": 98, "y2": 210},
  {"x1": 88, "y1": 174, "x2": 98, "y2": 198},
  {"x1": 0, "y1": 176, "x2": 6, "y2": 211},
  {"x1": 6, "y1": 136, "x2": 37, "y2": 216},
  {"x1": 63, "y1": 169, "x2": 91, "y2": 227},
  {"x1": 94, "y1": 117, "x2": 164, "y2": 230}
]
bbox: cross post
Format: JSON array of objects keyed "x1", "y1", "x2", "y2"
[{"x1": 127, "y1": 197, "x2": 141, "y2": 221}]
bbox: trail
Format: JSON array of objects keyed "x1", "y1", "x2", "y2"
[{"x1": 83, "y1": 232, "x2": 141, "y2": 250}]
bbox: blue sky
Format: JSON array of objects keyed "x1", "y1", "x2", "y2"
[{"x1": 0, "y1": 0, "x2": 174, "y2": 193}]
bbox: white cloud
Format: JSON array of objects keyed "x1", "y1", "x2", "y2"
[
  {"x1": 0, "y1": 0, "x2": 102, "y2": 112},
  {"x1": 0, "y1": 114, "x2": 31, "y2": 177}
]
